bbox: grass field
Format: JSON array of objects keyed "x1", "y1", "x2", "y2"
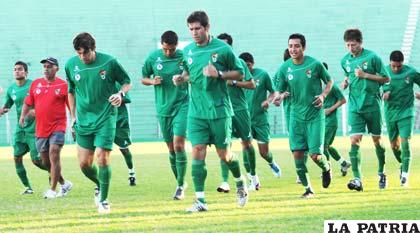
[{"x1": 1, "y1": 136, "x2": 420, "y2": 233}]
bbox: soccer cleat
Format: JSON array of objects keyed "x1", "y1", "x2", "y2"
[
  {"x1": 128, "y1": 176, "x2": 136, "y2": 186},
  {"x1": 94, "y1": 187, "x2": 100, "y2": 207},
  {"x1": 340, "y1": 161, "x2": 351, "y2": 177},
  {"x1": 269, "y1": 162, "x2": 282, "y2": 177},
  {"x1": 186, "y1": 200, "x2": 208, "y2": 213},
  {"x1": 322, "y1": 169, "x2": 332, "y2": 188},
  {"x1": 173, "y1": 184, "x2": 187, "y2": 200},
  {"x1": 216, "y1": 182, "x2": 230, "y2": 193},
  {"x1": 236, "y1": 185, "x2": 249, "y2": 207},
  {"x1": 57, "y1": 180, "x2": 73, "y2": 197},
  {"x1": 379, "y1": 173, "x2": 387, "y2": 189},
  {"x1": 21, "y1": 187, "x2": 34, "y2": 195},
  {"x1": 43, "y1": 189, "x2": 57, "y2": 199},
  {"x1": 248, "y1": 175, "x2": 260, "y2": 191},
  {"x1": 98, "y1": 200, "x2": 111, "y2": 214},
  {"x1": 347, "y1": 179, "x2": 363, "y2": 191},
  {"x1": 296, "y1": 176, "x2": 302, "y2": 184},
  {"x1": 301, "y1": 188, "x2": 315, "y2": 199},
  {"x1": 400, "y1": 177, "x2": 408, "y2": 187}
]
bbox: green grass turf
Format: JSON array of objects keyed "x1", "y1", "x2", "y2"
[{"x1": 1, "y1": 137, "x2": 420, "y2": 233}]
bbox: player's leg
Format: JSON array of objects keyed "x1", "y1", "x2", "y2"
[
  {"x1": 76, "y1": 133, "x2": 99, "y2": 188},
  {"x1": 367, "y1": 111, "x2": 386, "y2": 189},
  {"x1": 347, "y1": 112, "x2": 365, "y2": 191},
  {"x1": 48, "y1": 132, "x2": 72, "y2": 197},
  {"x1": 255, "y1": 124, "x2": 281, "y2": 177},
  {"x1": 293, "y1": 150, "x2": 313, "y2": 198},
  {"x1": 387, "y1": 120, "x2": 401, "y2": 164},
  {"x1": 159, "y1": 116, "x2": 178, "y2": 180},
  {"x1": 398, "y1": 117, "x2": 414, "y2": 186},
  {"x1": 172, "y1": 104, "x2": 188, "y2": 198},
  {"x1": 27, "y1": 134, "x2": 48, "y2": 171},
  {"x1": 115, "y1": 117, "x2": 135, "y2": 185},
  {"x1": 13, "y1": 141, "x2": 33, "y2": 194}
]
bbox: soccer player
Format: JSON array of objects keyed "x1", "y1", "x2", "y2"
[
  {"x1": 275, "y1": 33, "x2": 333, "y2": 198},
  {"x1": 173, "y1": 11, "x2": 248, "y2": 212},
  {"x1": 215, "y1": 33, "x2": 259, "y2": 192},
  {"x1": 239, "y1": 52, "x2": 282, "y2": 181},
  {"x1": 114, "y1": 88, "x2": 136, "y2": 186},
  {"x1": 322, "y1": 62, "x2": 351, "y2": 176},
  {"x1": 66, "y1": 32, "x2": 131, "y2": 214},
  {"x1": 0, "y1": 61, "x2": 48, "y2": 194},
  {"x1": 340, "y1": 29, "x2": 390, "y2": 191},
  {"x1": 141, "y1": 30, "x2": 188, "y2": 200},
  {"x1": 383, "y1": 50, "x2": 420, "y2": 187},
  {"x1": 21, "y1": 57, "x2": 72, "y2": 199}
]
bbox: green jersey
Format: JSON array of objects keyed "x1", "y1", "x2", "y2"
[
  {"x1": 246, "y1": 67, "x2": 274, "y2": 124},
  {"x1": 65, "y1": 52, "x2": 131, "y2": 133},
  {"x1": 383, "y1": 65, "x2": 420, "y2": 122},
  {"x1": 341, "y1": 48, "x2": 389, "y2": 113},
  {"x1": 324, "y1": 84, "x2": 345, "y2": 126},
  {"x1": 3, "y1": 79, "x2": 35, "y2": 139},
  {"x1": 228, "y1": 58, "x2": 253, "y2": 112},
  {"x1": 183, "y1": 37, "x2": 243, "y2": 119},
  {"x1": 275, "y1": 55, "x2": 331, "y2": 121},
  {"x1": 142, "y1": 49, "x2": 189, "y2": 117}
]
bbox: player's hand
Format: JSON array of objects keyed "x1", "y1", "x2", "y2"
[
  {"x1": 261, "y1": 100, "x2": 270, "y2": 110},
  {"x1": 325, "y1": 107, "x2": 333, "y2": 116},
  {"x1": 19, "y1": 116, "x2": 25, "y2": 127},
  {"x1": 172, "y1": 74, "x2": 184, "y2": 86},
  {"x1": 153, "y1": 76, "x2": 162, "y2": 85},
  {"x1": 383, "y1": 91, "x2": 390, "y2": 101},
  {"x1": 0, "y1": 108, "x2": 9, "y2": 116},
  {"x1": 312, "y1": 94, "x2": 325, "y2": 108},
  {"x1": 355, "y1": 68, "x2": 366, "y2": 79},
  {"x1": 108, "y1": 92, "x2": 122, "y2": 107},
  {"x1": 203, "y1": 61, "x2": 218, "y2": 78},
  {"x1": 226, "y1": 80, "x2": 233, "y2": 85},
  {"x1": 340, "y1": 80, "x2": 348, "y2": 90},
  {"x1": 71, "y1": 119, "x2": 76, "y2": 142},
  {"x1": 415, "y1": 92, "x2": 420, "y2": 100}
]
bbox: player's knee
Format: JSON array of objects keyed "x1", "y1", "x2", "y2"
[{"x1": 14, "y1": 156, "x2": 23, "y2": 163}]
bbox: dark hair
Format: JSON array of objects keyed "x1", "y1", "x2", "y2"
[
  {"x1": 161, "y1": 30, "x2": 178, "y2": 45},
  {"x1": 73, "y1": 32, "x2": 96, "y2": 51},
  {"x1": 239, "y1": 52, "x2": 254, "y2": 64},
  {"x1": 187, "y1": 11, "x2": 209, "y2": 27},
  {"x1": 283, "y1": 48, "x2": 291, "y2": 61},
  {"x1": 390, "y1": 50, "x2": 404, "y2": 62},
  {"x1": 322, "y1": 62, "x2": 328, "y2": 70},
  {"x1": 343, "y1": 29, "x2": 363, "y2": 42},
  {"x1": 15, "y1": 61, "x2": 28, "y2": 72},
  {"x1": 217, "y1": 33, "x2": 233, "y2": 46},
  {"x1": 288, "y1": 33, "x2": 306, "y2": 48}
]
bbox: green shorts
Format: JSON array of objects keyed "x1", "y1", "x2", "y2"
[
  {"x1": 232, "y1": 110, "x2": 252, "y2": 141},
  {"x1": 76, "y1": 117, "x2": 116, "y2": 151},
  {"x1": 158, "y1": 103, "x2": 188, "y2": 142},
  {"x1": 348, "y1": 110, "x2": 382, "y2": 136},
  {"x1": 188, "y1": 116, "x2": 232, "y2": 149},
  {"x1": 114, "y1": 116, "x2": 131, "y2": 148},
  {"x1": 13, "y1": 133, "x2": 39, "y2": 160},
  {"x1": 324, "y1": 125, "x2": 337, "y2": 147},
  {"x1": 386, "y1": 116, "x2": 414, "y2": 141},
  {"x1": 289, "y1": 116, "x2": 325, "y2": 154},
  {"x1": 251, "y1": 122, "x2": 270, "y2": 144}
]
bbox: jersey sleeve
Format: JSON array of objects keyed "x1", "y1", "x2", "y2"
[
  {"x1": 141, "y1": 54, "x2": 154, "y2": 78},
  {"x1": 265, "y1": 71, "x2": 275, "y2": 93},
  {"x1": 340, "y1": 58, "x2": 349, "y2": 77},
  {"x1": 275, "y1": 68, "x2": 288, "y2": 92},
  {"x1": 225, "y1": 49, "x2": 244, "y2": 74},
  {"x1": 112, "y1": 59, "x2": 131, "y2": 85},
  {"x1": 413, "y1": 68, "x2": 420, "y2": 87},
  {"x1": 65, "y1": 63, "x2": 75, "y2": 94},
  {"x1": 318, "y1": 61, "x2": 332, "y2": 84},
  {"x1": 373, "y1": 55, "x2": 389, "y2": 78},
  {"x1": 3, "y1": 88, "x2": 14, "y2": 109},
  {"x1": 333, "y1": 85, "x2": 345, "y2": 101},
  {"x1": 24, "y1": 82, "x2": 35, "y2": 106}
]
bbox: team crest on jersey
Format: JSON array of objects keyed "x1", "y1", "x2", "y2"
[
  {"x1": 156, "y1": 63, "x2": 163, "y2": 70},
  {"x1": 99, "y1": 70, "x2": 106, "y2": 80},
  {"x1": 211, "y1": 53, "x2": 218, "y2": 62},
  {"x1": 346, "y1": 66, "x2": 351, "y2": 72},
  {"x1": 362, "y1": 61, "x2": 368, "y2": 70},
  {"x1": 75, "y1": 74, "x2": 81, "y2": 81},
  {"x1": 288, "y1": 74, "x2": 294, "y2": 80},
  {"x1": 188, "y1": 57, "x2": 193, "y2": 65},
  {"x1": 287, "y1": 67, "x2": 292, "y2": 72},
  {"x1": 255, "y1": 79, "x2": 260, "y2": 86},
  {"x1": 306, "y1": 69, "x2": 312, "y2": 78}
]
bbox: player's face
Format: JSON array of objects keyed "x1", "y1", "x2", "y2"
[
  {"x1": 346, "y1": 40, "x2": 362, "y2": 56},
  {"x1": 390, "y1": 61, "x2": 403, "y2": 74},
  {"x1": 162, "y1": 42, "x2": 177, "y2": 57},
  {"x1": 245, "y1": 61, "x2": 254, "y2": 72},
  {"x1": 288, "y1": 39, "x2": 304, "y2": 60},
  {"x1": 188, "y1": 22, "x2": 209, "y2": 45},
  {"x1": 76, "y1": 48, "x2": 96, "y2": 64},
  {"x1": 43, "y1": 63, "x2": 58, "y2": 79},
  {"x1": 14, "y1": 65, "x2": 27, "y2": 80}
]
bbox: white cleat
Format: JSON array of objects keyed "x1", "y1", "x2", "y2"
[
  {"x1": 270, "y1": 162, "x2": 282, "y2": 178},
  {"x1": 43, "y1": 189, "x2": 57, "y2": 199},
  {"x1": 236, "y1": 184, "x2": 249, "y2": 207},
  {"x1": 248, "y1": 175, "x2": 260, "y2": 191},
  {"x1": 21, "y1": 187, "x2": 34, "y2": 195},
  {"x1": 216, "y1": 182, "x2": 231, "y2": 193},
  {"x1": 186, "y1": 200, "x2": 208, "y2": 213},
  {"x1": 98, "y1": 200, "x2": 111, "y2": 214},
  {"x1": 57, "y1": 180, "x2": 73, "y2": 197}
]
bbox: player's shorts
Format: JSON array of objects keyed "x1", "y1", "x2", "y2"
[
  {"x1": 76, "y1": 116, "x2": 116, "y2": 151},
  {"x1": 36, "y1": 131, "x2": 65, "y2": 153},
  {"x1": 188, "y1": 116, "x2": 231, "y2": 149},
  {"x1": 251, "y1": 122, "x2": 270, "y2": 144},
  {"x1": 324, "y1": 125, "x2": 338, "y2": 147},
  {"x1": 289, "y1": 116, "x2": 325, "y2": 154},
  {"x1": 114, "y1": 116, "x2": 131, "y2": 148},
  {"x1": 13, "y1": 132, "x2": 39, "y2": 160},
  {"x1": 348, "y1": 110, "x2": 382, "y2": 136},
  {"x1": 386, "y1": 116, "x2": 414, "y2": 141},
  {"x1": 158, "y1": 103, "x2": 188, "y2": 142},
  {"x1": 232, "y1": 110, "x2": 252, "y2": 141}
]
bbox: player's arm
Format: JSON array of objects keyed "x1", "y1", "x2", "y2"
[
  {"x1": 313, "y1": 79, "x2": 333, "y2": 108},
  {"x1": 19, "y1": 103, "x2": 30, "y2": 126},
  {"x1": 173, "y1": 70, "x2": 190, "y2": 86},
  {"x1": 341, "y1": 76, "x2": 349, "y2": 90},
  {"x1": 355, "y1": 69, "x2": 389, "y2": 83},
  {"x1": 227, "y1": 79, "x2": 255, "y2": 89},
  {"x1": 141, "y1": 76, "x2": 162, "y2": 86},
  {"x1": 325, "y1": 98, "x2": 346, "y2": 116},
  {"x1": 0, "y1": 90, "x2": 14, "y2": 116}
]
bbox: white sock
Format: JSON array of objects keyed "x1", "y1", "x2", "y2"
[{"x1": 195, "y1": 191, "x2": 205, "y2": 199}]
